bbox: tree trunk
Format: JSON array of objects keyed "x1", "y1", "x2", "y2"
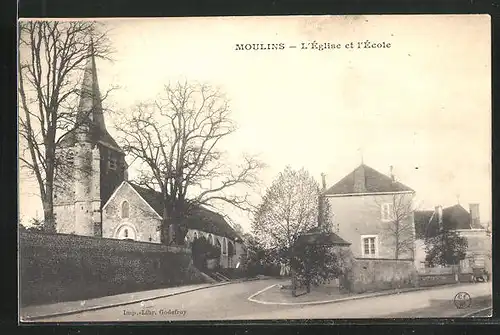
[
  {"x1": 42, "y1": 198, "x2": 56, "y2": 233},
  {"x1": 395, "y1": 224, "x2": 399, "y2": 260},
  {"x1": 42, "y1": 175, "x2": 56, "y2": 233}
]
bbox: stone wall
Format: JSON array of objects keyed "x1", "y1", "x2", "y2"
[
  {"x1": 19, "y1": 232, "x2": 207, "y2": 307},
  {"x1": 326, "y1": 193, "x2": 415, "y2": 259},
  {"x1": 347, "y1": 258, "x2": 419, "y2": 293}
]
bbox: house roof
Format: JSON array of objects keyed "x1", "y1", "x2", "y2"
[
  {"x1": 324, "y1": 164, "x2": 414, "y2": 196},
  {"x1": 129, "y1": 183, "x2": 240, "y2": 240},
  {"x1": 414, "y1": 204, "x2": 483, "y2": 238},
  {"x1": 295, "y1": 227, "x2": 351, "y2": 246}
]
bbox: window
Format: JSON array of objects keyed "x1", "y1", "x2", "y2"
[
  {"x1": 381, "y1": 203, "x2": 393, "y2": 222},
  {"x1": 67, "y1": 150, "x2": 75, "y2": 165},
  {"x1": 109, "y1": 158, "x2": 117, "y2": 170},
  {"x1": 222, "y1": 237, "x2": 228, "y2": 254},
  {"x1": 361, "y1": 235, "x2": 378, "y2": 257},
  {"x1": 108, "y1": 152, "x2": 117, "y2": 170},
  {"x1": 121, "y1": 201, "x2": 130, "y2": 219},
  {"x1": 124, "y1": 229, "x2": 129, "y2": 238}
]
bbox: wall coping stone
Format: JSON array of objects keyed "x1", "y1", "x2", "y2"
[{"x1": 19, "y1": 232, "x2": 191, "y2": 254}]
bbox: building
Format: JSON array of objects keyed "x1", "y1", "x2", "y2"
[
  {"x1": 414, "y1": 203, "x2": 491, "y2": 272},
  {"x1": 101, "y1": 181, "x2": 246, "y2": 268},
  {"x1": 53, "y1": 44, "x2": 245, "y2": 269},
  {"x1": 322, "y1": 164, "x2": 416, "y2": 260}
]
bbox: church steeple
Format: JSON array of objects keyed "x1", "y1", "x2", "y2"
[
  {"x1": 75, "y1": 40, "x2": 122, "y2": 152},
  {"x1": 77, "y1": 40, "x2": 106, "y2": 137},
  {"x1": 54, "y1": 38, "x2": 126, "y2": 238}
]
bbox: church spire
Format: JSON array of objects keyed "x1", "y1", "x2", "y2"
[{"x1": 77, "y1": 38, "x2": 106, "y2": 136}]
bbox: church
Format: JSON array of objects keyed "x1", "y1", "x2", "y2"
[{"x1": 53, "y1": 45, "x2": 246, "y2": 269}]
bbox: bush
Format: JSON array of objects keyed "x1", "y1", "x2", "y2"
[
  {"x1": 191, "y1": 236, "x2": 221, "y2": 270},
  {"x1": 291, "y1": 245, "x2": 354, "y2": 291}
]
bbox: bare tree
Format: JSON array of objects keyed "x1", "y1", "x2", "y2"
[
  {"x1": 251, "y1": 166, "x2": 319, "y2": 265},
  {"x1": 376, "y1": 193, "x2": 416, "y2": 259},
  {"x1": 115, "y1": 81, "x2": 264, "y2": 245},
  {"x1": 18, "y1": 21, "x2": 114, "y2": 233}
]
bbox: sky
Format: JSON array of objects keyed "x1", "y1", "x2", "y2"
[{"x1": 18, "y1": 15, "x2": 492, "y2": 232}]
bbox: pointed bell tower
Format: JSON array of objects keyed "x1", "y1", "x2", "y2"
[{"x1": 54, "y1": 39, "x2": 127, "y2": 237}]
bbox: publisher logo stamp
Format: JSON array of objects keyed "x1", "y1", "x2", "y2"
[{"x1": 454, "y1": 292, "x2": 471, "y2": 309}]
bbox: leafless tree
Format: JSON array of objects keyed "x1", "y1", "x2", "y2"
[
  {"x1": 376, "y1": 193, "x2": 416, "y2": 259},
  {"x1": 18, "y1": 21, "x2": 115, "y2": 233},
  {"x1": 115, "y1": 81, "x2": 264, "y2": 245}
]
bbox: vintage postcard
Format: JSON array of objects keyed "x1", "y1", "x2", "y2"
[{"x1": 18, "y1": 15, "x2": 492, "y2": 322}]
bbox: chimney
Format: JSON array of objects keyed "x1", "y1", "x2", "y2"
[
  {"x1": 390, "y1": 165, "x2": 395, "y2": 182},
  {"x1": 321, "y1": 173, "x2": 327, "y2": 191},
  {"x1": 470, "y1": 203, "x2": 480, "y2": 228},
  {"x1": 435, "y1": 206, "x2": 443, "y2": 225},
  {"x1": 353, "y1": 165, "x2": 366, "y2": 192}
]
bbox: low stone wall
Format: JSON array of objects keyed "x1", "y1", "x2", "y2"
[
  {"x1": 19, "y1": 232, "x2": 207, "y2": 307},
  {"x1": 347, "y1": 258, "x2": 418, "y2": 294},
  {"x1": 418, "y1": 274, "x2": 457, "y2": 287}
]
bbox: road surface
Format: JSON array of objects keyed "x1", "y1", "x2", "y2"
[{"x1": 34, "y1": 280, "x2": 492, "y2": 322}]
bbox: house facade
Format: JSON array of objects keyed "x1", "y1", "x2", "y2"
[
  {"x1": 53, "y1": 45, "x2": 245, "y2": 269},
  {"x1": 322, "y1": 164, "x2": 416, "y2": 260},
  {"x1": 414, "y1": 203, "x2": 491, "y2": 273}
]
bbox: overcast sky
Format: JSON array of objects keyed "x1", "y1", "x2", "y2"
[{"x1": 19, "y1": 15, "x2": 491, "y2": 232}]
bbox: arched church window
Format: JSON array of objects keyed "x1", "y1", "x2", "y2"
[
  {"x1": 121, "y1": 201, "x2": 130, "y2": 218},
  {"x1": 222, "y1": 237, "x2": 227, "y2": 254}
]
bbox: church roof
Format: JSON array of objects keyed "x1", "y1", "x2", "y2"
[
  {"x1": 59, "y1": 42, "x2": 122, "y2": 153},
  {"x1": 129, "y1": 183, "x2": 240, "y2": 240},
  {"x1": 324, "y1": 164, "x2": 414, "y2": 196}
]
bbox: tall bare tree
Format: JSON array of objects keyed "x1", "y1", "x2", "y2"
[
  {"x1": 18, "y1": 21, "x2": 114, "y2": 233},
  {"x1": 376, "y1": 193, "x2": 416, "y2": 259},
  {"x1": 252, "y1": 166, "x2": 320, "y2": 265},
  {"x1": 115, "y1": 81, "x2": 264, "y2": 245}
]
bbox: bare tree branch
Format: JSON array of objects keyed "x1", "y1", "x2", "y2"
[
  {"x1": 18, "y1": 20, "x2": 114, "y2": 232},
  {"x1": 115, "y1": 81, "x2": 265, "y2": 245}
]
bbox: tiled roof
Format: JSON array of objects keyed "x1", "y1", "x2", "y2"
[
  {"x1": 324, "y1": 164, "x2": 414, "y2": 195},
  {"x1": 295, "y1": 227, "x2": 351, "y2": 246},
  {"x1": 414, "y1": 204, "x2": 481, "y2": 239},
  {"x1": 129, "y1": 183, "x2": 240, "y2": 240},
  {"x1": 414, "y1": 210, "x2": 437, "y2": 239},
  {"x1": 443, "y1": 204, "x2": 475, "y2": 230}
]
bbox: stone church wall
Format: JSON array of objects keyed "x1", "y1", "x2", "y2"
[
  {"x1": 102, "y1": 182, "x2": 162, "y2": 243},
  {"x1": 54, "y1": 204, "x2": 76, "y2": 234},
  {"x1": 19, "y1": 232, "x2": 207, "y2": 307}
]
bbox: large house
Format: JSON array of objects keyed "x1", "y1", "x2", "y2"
[
  {"x1": 414, "y1": 203, "x2": 491, "y2": 272},
  {"x1": 321, "y1": 164, "x2": 416, "y2": 260},
  {"x1": 53, "y1": 46, "x2": 245, "y2": 269}
]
